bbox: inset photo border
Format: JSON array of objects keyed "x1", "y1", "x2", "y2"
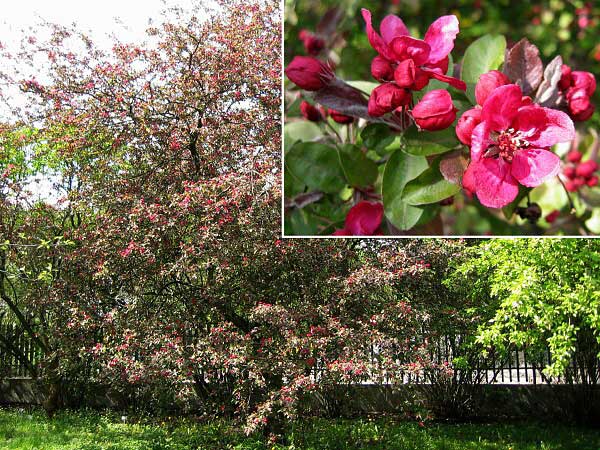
[{"x1": 282, "y1": 1, "x2": 599, "y2": 237}]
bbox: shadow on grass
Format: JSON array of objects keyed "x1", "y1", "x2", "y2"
[{"x1": 1, "y1": 408, "x2": 599, "y2": 450}]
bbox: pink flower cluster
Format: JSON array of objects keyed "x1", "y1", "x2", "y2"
[
  {"x1": 361, "y1": 8, "x2": 465, "y2": 122},
  {"x1": 559, "y1": 65, "x2": 596, "y2": 121},
  {"x1": 562, "y1": 150, "x2": 598, "y2": 191}
]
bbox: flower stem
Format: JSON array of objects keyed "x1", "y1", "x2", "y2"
[{"x1": 557, "y1": 176, "x2": 576, "y2": 214}]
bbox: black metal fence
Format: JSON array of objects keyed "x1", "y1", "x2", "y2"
[
  {"x1": 0, "y1": 322, "x2": 43, "y2": 378},
  {"x1": 1, "y1": 326, "x2": 598, "y2": 385}
]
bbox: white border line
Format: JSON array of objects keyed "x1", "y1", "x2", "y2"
[{"x1": 279, "y1": 4, "x2": 597, "y2": 240}]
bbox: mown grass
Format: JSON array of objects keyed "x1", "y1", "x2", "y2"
[{"x1": 1, "y1": 407, "x2": 599, "y2": 449}]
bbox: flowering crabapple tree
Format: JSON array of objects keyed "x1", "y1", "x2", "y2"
[
  {"x1": 284, "y1": 4, "x2": 598, "y2": 236},
  {"x1": 0, "y1": 0, "x2": 469, "y2": 436}
]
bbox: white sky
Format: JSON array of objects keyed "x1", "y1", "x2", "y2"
[{"x1": 0, "y1": 0, "x2": 200, "y2": 50}]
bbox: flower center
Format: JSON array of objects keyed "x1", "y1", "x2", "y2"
[{"x1": 486, "y1": 128, "x2": 529, "y2": 162}]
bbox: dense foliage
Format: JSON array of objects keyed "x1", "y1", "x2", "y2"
[{"x1": 448, "y1": 239, "x2": 600, "y2": 383}]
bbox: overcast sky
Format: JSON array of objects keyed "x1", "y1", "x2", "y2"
[{"x1": 0, "y1": 0, "x2": 200, "y2": 49}]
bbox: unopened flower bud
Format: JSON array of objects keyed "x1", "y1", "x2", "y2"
[
  {"x1": 300, "y1": 100, "x2": 322, "y2": 122},
  {"x1": 575, "y1": 160, "x2": 598, "y2": 178},
  {"x1": 412, "y1": 89, "x2": 457, "y2": 131},
  {"x1": 558, "y1": 64, "x2": 572, "y2": 91},
  {"x1": 328, "y1": 109, "x2": 354, "y2": 124},
  {"x1": 367, "y1": 83, "x2": 410, "y2": 117},
  {"x1": 567, "y1": 150, "x2": 582, "y2": 163},
  {"x1": 285, "y1": 56, "x2": 334, "y2": 91}
]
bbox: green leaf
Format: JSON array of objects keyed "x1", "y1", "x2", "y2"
[
  {"x1": 382, "y1": 149, "x2": 428, "y2": 230},
  {"x1": 461, "y1": 34, "x2": 507, "y2": 104},
  {"x1": 284, "y1": 163, "x2": 306, "y2": 197},
  {"x1": 337, "y1": 144, "x2": 378, "y2": 188},
  {"x1": 402, "y1": 158, "x2": 461, "y2": 205},
  {"x1": 286, "y1": 142, "x2": 345, "y2": 194},
  {"x1": 284, "y1": 121, "x2": 323, "y2": 153},
  {"x1": 403, "y1": 127, "x2": 459, "y2": 156},
  {"x1": 360, "y1": 123, "x2": 396, "y2": 152},
  {"x1": 501, "y1": 185, "x2": 531, "y2": 219},
  {"x1": 285, "y1": 209, "x2": 321, "y2": 235}
]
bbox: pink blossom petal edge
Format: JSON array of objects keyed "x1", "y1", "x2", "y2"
[
  {"x1": 481, "y1": 84, "x2": 522, "y2": 132},
  {"x1": 345, "y1": 201, "x2": 384, "y2": 235},
  {"x1": 421, "y1": 67, "x2": 466, "y2": 91},
  {"x1": 361, "y1": 9, "x2": 392, "y2": 60},
  {"x1": 424, "y1": 15, "x2": 459, "y2": 64},
  {"x1": 510, "y1": 148, "x2": 561, "y2": 187},
  {"x1": 529, "y1": 108, "x2": 575, "y2": 147},
  {"x1": 380, "y1": 14, "x2": 410, "y2": 45},
  {"x1": 471, "y1": 158, "x2": 519, "y2": 208}
]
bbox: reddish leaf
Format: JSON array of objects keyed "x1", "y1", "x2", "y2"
[
  {"x1": 313, "y1": 80, "x2": 402, "y2": 128},
  {"x1": 535, "y1": 55, "x2": 563, "y2": 108},
  {"x1": 503, "y1": 38, "x2": 543, "y2": 95},
  {"x1": 316, "y1": 7, "x2": 344, "y2": 38},
  {"x1": 439, "y1": 150, "x2": 468, "y2": 184}
]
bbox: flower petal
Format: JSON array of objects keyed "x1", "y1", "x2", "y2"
[
  {"x1": 511, "y1": 148, "x2": 561, "y2": 187},
  {"x1": 345, "y1": 201, "x2": 384, "y2": 235},
  {"x1": 515, "y1": 106, "x2": 575, "y2": 148},
  {"x1": 380, "y1": 15, "x2": 410, "y2": 45},
  {"x1": 389, "y1": 36, "x2": 431, "y2": 66},
  {"x1": 470, "y1": 121, "x2": 491, "y2": 162},
  {"x1": 481, "y1": 84, "x2": 522, "y2": 132},
  {"x1": 473, "y1": 158, "x2": 519, "y2": 208},
  {"x1": 421, "y1": 67, "x2": 466, "y2": 90},
  {"x1": 424, "y1": 15, "x2": 459, "y2": 64},
  {"x1": 361, "y1": 9, "x2": 393, "y2": 60}
]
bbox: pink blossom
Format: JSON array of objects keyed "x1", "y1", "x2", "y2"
[
  {"x1": 463, "y1": 84, "x2": 575, "y2": 208},
  {"x1": 333, "y1": 201, "x2": 384, "y2": 236},
  {"x1": 362, "y1": 9, "x2": 466, "y2": 94}
]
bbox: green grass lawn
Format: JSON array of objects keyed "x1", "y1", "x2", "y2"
[{"x1": 1, "y1": 407, "x2": 599, "y2": 450}]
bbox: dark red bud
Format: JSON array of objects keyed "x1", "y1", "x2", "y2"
[
  {"x1": 368, "y1": 83, "x2": 410, "y2": 117},
  {"x1": 371, "y1": 56, "x2": 394, "y2": 82},
  {"x1": 412, "y1": 89, "x2": 457, "y2": 131},
  {"x1": 567, "y1": 150, "x2": 582, "y2": 163},
  {"x1": 563, "y1": 166, "x2": 577, "y2": 179},
  {"x1": 285, "y1": 56, "x2": 334, "y2": 91},
  {"x1": 576, "y1": 160, "x2": 598, "y2": 178},
  {"x1": 300, "y1": 100, "x2": 322, "y2": 122},
  {"x1": 328, "y1": 109, "x2": 354, "y2": 124},
  {"x1": 559, "y1": 64, "x2": 572, "y2": 91}
]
